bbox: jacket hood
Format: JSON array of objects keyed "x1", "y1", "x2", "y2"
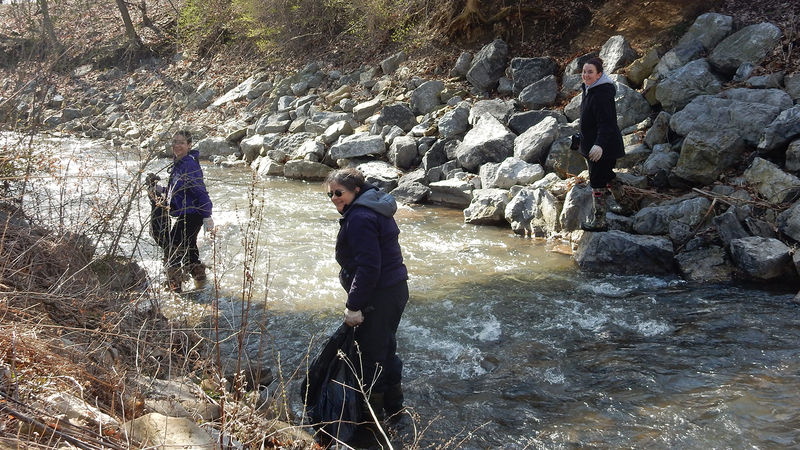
[
  {"x1": 345, "y1": 184, "x2": 397, "y2": 217},
  {"x1": 585, "y1": 73, "x2": 615, "y2": 91}
]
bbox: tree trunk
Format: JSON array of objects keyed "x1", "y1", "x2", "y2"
[
  {"x1": 37, "y1": 0, "x2": 59, "y2": 50},
  {"x1": 114, "y1": 0, "x2": 141, "y2": 46}
]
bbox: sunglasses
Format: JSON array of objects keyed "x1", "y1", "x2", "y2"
[{"x1": 327, "y1": 189, "x2": 345, "y2": 198}]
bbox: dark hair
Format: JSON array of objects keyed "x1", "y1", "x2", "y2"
[
  {"x1": 584, "y1": 57, "x2": 604, "y2": 74},
  {"x1": 174, "y1": 130, "x2": 192, "y2": 145},
  {"x1": 324, "y1": 168, "x2": 365, "y2": 192}
]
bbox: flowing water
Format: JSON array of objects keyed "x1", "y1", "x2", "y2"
[{"x1": 16, "y1": 134, "x2": 800, "y2": 448}]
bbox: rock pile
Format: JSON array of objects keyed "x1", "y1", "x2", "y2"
[{"x1": 13, "y1": 13, "x2": 800, "y2": 286}]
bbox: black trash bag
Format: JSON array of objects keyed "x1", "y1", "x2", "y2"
[
  {"x1": 146, "y1": 174, "x2": 170, "y2": 250},
  {"x1": 301, "y1": 324, "x2": 362, "y2": 444}
]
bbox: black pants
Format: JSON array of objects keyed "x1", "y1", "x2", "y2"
[
  {"x1": 167, "y1": 213, "x2": 203, "y2": 268},
  {"x1": 353, "y1": 281, "x2": 409, "y2": 393},
  {"x1": 587, "y1": 156, "x2": 617, "y2": 189}
]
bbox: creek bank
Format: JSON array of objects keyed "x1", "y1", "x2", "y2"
[{"x1": 5, "y1": 14, "x2": 800, "y2": 291}]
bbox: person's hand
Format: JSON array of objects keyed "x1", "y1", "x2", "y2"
[
  {"x1": 203, "y1": 217, "x2": 215, "y2": 234},
  {"x1": 588, "y1": 145, "x2": 603, "y2": 162},
  {"x1": 344, "y1": 308, "x2": 364, "y2": 327}
]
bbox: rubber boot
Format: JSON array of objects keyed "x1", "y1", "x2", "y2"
[
  {"x1": 188, "y1": 263, "x2": 207, "y2": 290},
  {"x1": 166, "y1": 267, "x2": 183, "y2": 293},
  {"x1": 605, "y1": 181, "x2": 624, "y2": 214},
  {"x1": 581, "y1": 190, "x2": 609, "y2": 232}
]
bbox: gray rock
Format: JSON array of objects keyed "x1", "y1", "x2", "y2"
[
  {"x1": 508, "y1": 110, "x2": 567, "y2": 135},
  {"x1": 545, "y1": 137, "x2": 587, "y2": 179},
  {"x1": 195, "y1": 136, "x2": 236, "y2": 159},
  {"x1": 599, "y1": 35, "x2": 638, "y2": 73},
  {"x1": 712, "y1": 209, "x2": 749, "y2": 246},
  {"x1": 291, "y1": 139, "x2": 325, "y2": 161},
  {"x1": 466, "y1": 39, "x2": 509, "y2": 92},
  {"x1": 559, "y1": 183, "x2": 593, "y2": 232},
  {"x1": 468, "y1": 99, "x2": 515, "y2": 126},
  {"x1": 642, "y1": 144, "x2": 679, "y2": 176},
  {"x1": 240, "y1": 134, "x2": 266, "y2": 162},
  {"x1": 450, "y1": 52, "x2": 473, "y2": 79},
  {"x1": 786, "y1": 139, "x2": 800, "y2": 172},
  {"x1": 747, "y1": 71, "x2": 784, "y2": 89},
  {"x1": 283, "y1": 160, "x2": 332, "y2": 181},
  {"x1": 421, "y1": 141, "x2": 449, "y2": 171},
  {"x1": 352, "y1": 97, "x2": 383, "y2": 122},
  {"x1": 305, "y1": 111, "x2": 357, "y2": 134},
  {"x1": 746, "y1": 217, "x2": 777, "y2": 239},
  {"x1": 626, "y1": 48, "x2": 661, "y2": 87},
  {"x1": 330, "y1": 134, "x2": 386, "y2": 159},
  {"x1": 561, "y1": 73, "x2": 584, "y2": 95},
  {"x1": 758, "y1": 105, "x2": 800, "y2": 152},
  {"x1": 455, "y1": 115, "x2": 515, "y2": 173},
  {"x1": 617, "y1": 143, "x2": 652, "y2": 169},
  {"x1": 675, "y1": 245, "x2": 734, "y2": 282},
  {"x1": 563, "y1": 52, "x2": 598, "y2": 76},
  {"x1": 677, "y1": 13, "x2": 733, "y2": 50},
  {"x1": 428, "y1": 179, "x2": 474, "y2": 208},
  {"x1": 381, "y1": 125, "x2": 405, "y2": 146},
  {"x1": 482, "y1": 157, "x2": 544, "y2": 189},
  {"x1": 389, "y1": 135, "x2": 418, "y2": 170},
  {"x1": 504, "y1": 186, "x2": 561, "y2": 236},
  {"x1": 464, "y1": 189, "x2": 511, "y2": 225},
  {"x1": 518, "y1": 75, "x2": 558, "y2": 109},
  {"x1": 672, "y1": 130, "x2": 745, "y2": 185},
  {"x1": 497, "y1": 77, "x2": 513, "y2": 96},
  {"x1": 709, "y1": 22, "x2": 782, "y2": 75},
  {"x1": 275, "y1": 132, "x2": 315, "y2": 155},
  {"x1": 438, "y1": 102, "x2": 471, "y2": 139},
  {"x1": 651, "y1": 40, "x2": 706, "y2": 81},
  {"x1": 322, "y1": 120, "x2": 354, "y2": 145},
  {"x1": 356, "y1": 160, "x2": 403, "y2": 192},
  {"x1": 744, "y1": 157, "x2": 800, "y2": 204},
  {"x1": 391, "y1": 181, "x2": 430, "y2": 204},
  {"x1": 256, "y1": 157, "x2": 284, "y2": 177},
  {"x1": 61, "y1": 108, "x2": 82, "y2": 121},
  {"x1": 513, "y1": 116, "x2": 559, "y2": 164},
  {"x1": 575, "y1": 230, "x2": 675, "y2": 274},
  {"x1": 510, "y1": 57, "x2": 557, "y2": 95},
  {"x1": 410, "y1": 80, "x2": 445, "y2": 115},
  {"x1": 632, "y1": 196, "x2": 712, "y2": 235},
  {"x1": 380, "y1": 51, "x2": 406, "y2": 75},
  {"x1": 670, "y1": 95, "x2": 782, "y2": 147},
  {"x1": 212, "y1": 73, "x2": 269, "y2": 107},
  {"x1": 733, "y1": 63, "x2": 756, "y2": 82},
  {"x1": 655, "y1": 59, "x2": 723, "y2": 112},
  {"x1": 777, "y1": 201, "x2": 800, "y2": 242},
  {"x1": 719, "y1": 88, "x2": 793, "y2": 110},
  {"x1": 729, "y1": 236, "x2": 792, "y2": 280},
  {"x1": 785, "y1": 73, "x2": 800, "y2": 101},
  {"x1": 376, "y1": 104, "x2": 417, "y2": 132},
  {"x1": 644, "y1": 111, "x2": 671, "y2": 148}
]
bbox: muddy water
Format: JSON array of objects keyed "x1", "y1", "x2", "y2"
[{"x1": 22, "y1": 134, "x2": 800, "y2": 448}]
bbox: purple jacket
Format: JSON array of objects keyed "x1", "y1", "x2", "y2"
[
  {"x1": 336, "y1": 185, "x2": 408, "y2": 311},
  {"x1": 167, "y1": 149, "x2": 212, "y2": 218}
]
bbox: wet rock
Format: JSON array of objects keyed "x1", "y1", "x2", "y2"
[
  {"x1": 675, "y1": 245, "x2": 734, "y2": 283},
  {"x1": 464, "y1": 188, "x2": 511, "y2": 225},
  {"x1": 575, "y1": 230, "x2": 675, "y2": 274},
  {"x1": 729, "y1": 236, "x2": 792, "y2": 280}
]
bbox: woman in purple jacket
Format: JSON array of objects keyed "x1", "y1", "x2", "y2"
[
  {"x1": 578, "y1": 56, "x2": 625, "y2": 231},
  {"x1": 324, "y1": 168, "x2": 409, "y2": 426},
  {"x1": 165, "y1": 130, "x2": 214, "y2": 292}
]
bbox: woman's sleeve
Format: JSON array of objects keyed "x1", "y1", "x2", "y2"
[
  {"x1": 593, "y1": 89, "x2": 619, "y2": 151},
  {"x1": 188, "y1": 162, "x2": 213, "y2": 217}
]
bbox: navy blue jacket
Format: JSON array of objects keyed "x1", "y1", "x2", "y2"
[
  {"x1": 168, "y1": 149, "x2": 213, "y2": 218},
  {"x1": 579, "y1": 74, "x2": 625, "y2": 160},
  {"x1": 336, "y1": 185, "x2": 408, "y2": 311}
]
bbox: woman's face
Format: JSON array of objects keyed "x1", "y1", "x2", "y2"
[
  {"x1": 326, "y1": 181, "x2": 358, "y2": 214},
  {"x1": 582, "y1": 63, "x2": 602, "y2": 86},
  {"x1": 172, "y1": 134, "x2": 190, "y2": 159}
]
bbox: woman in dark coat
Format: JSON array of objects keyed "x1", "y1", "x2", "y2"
[
  {"x1": 165, "y1": 130, "x2": 214, "y2": 291},
  {"x1": 324, "y1": 168, "x2": 409, "y2": 424},
  {"x1": 578, "y1": 56, "x2": 625, "y2": 231}
]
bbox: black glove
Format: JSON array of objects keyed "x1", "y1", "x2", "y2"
[{"x1": 570, "y1": 133, "x2": 581, "y2": 151}]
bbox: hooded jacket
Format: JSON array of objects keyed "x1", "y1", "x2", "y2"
[
  {"x1": 336, "y1": 184, "x2": 408, "y2": 311},
  {"x1": 579, "y1": 73, "x2": 625, "y2": 160},
  {"x1": 167, "y1": 149, "x2": 213, "y2": 218}
]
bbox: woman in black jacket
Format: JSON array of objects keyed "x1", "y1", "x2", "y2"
[
  {"x1": 578, "y1": 57, "x2": 625, "y2": 231},
  {"x1": 324, "y1": 168, "x2": 410, "y2": 426}
]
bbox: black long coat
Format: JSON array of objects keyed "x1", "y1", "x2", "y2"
[{"x1": 579, "y1": 81, "x2": 625, "y2": 160}]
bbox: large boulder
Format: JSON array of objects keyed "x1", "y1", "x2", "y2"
[
  {"x1": 675, "y1": 245, "x2": 734, "y2": 282},
  {"x1": 305, "y1": 111, "x2": 357, "y2": 134},
  {"x1": 468, "y1": 99, "x2": 515, "y2": 126},
  {"x1": 212, "y1": 72, "x2": 269, "y2": 106},
  {"x1": 464, "y1": 188, "x2": 511, "y2": 225},
  {"x1": 729, "y1": 236, "x2": 792, "y2": 280},
  {"x1": 559, "y1": 183, "x2": 593, "y2": 232},
  {"x1": 677, "y1": 13, "x2": 733, "y2": 50},
  {"x1": 356, "y1": 160, "x2": 403, "y2": 192},
  {"x1": 632, "y1": 196, "x2": 712, "y2": 235},
  {"x1": 670, "y1": 95, "x2": 782, "y2": 147},
  {"x1": 655, "y1": 59, "x2": 723, "y2": 112},
  {"x1": 518, "y1": 75, "x2": 558, "y2": 109},
  {"x1": 758, "y1": 105, "x2": 800, "y2": 152},
  {"x1": 508, "y1": 110, "x2": 567, "y2": 135},
  {"x1": 283, "y1": 160, "x2": 332, "y2": 181},
  {"x1": 466, "y1": 39, "x2": 509, "y2": 92},
  {"x1": 482, "y1": 157, "x2": 544, "y2": 189},
  {"x1": 504, "y1": 186, "x2": 561, "y2": 236},
  {"x1": 388, "y1": 135, "x2": 418, "y2": 170},
  {"x1": 744, "y1": 157, "x2": 800, "y2": 204},
  {"x1": 718, "y1": 88, "x2": 793, "y2": 110},
  {"x1": 671, "y1": 130, "x2": 745, "y2": 185},
  {"x1": 391, "y1": 181, "x2": 430, "y2": 204},
  {"x1": 437, "y1": 102, "x2": 471, "y2": 139},
  {"x1": 329, "y1": 134, "x2": 386, "y2": 159},
  {"x1": 455, "y1": 115, "x2": 515, "y2": 173},
  {"x1": 195, "y1": 136, "x2": 237, "y2": 159},
  {"x1": 709, "y1": 22, "x2": 782, "y2": 75},
  {"x1": 410, "y1": 80, "x2": 445, "y2": 115},
  {"x1": 375, "y1": 103, "x2": 417, "y2": 132},
  {"x1": 352, "y1": 97, "x2": 383, "y2": 122},
  {"x1": 575, "y1": 230, "x2": 675, "y2": 274},
  {"x1": 599, "y1": 35, "x2": 638, "y2": 73},
  {"x1": 429, "y1": 179, "x2": 474, "y2": 208},
  {"x1": 513, "y1": 116, "x2": 559, "y2": 164},
  {"x1": 510, "y1": 57, "x2": 557, "y2": 95}
]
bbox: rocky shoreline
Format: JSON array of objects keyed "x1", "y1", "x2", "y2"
[{"x1": 4, "y1": 13, "x2": 800, "y2": 292}]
